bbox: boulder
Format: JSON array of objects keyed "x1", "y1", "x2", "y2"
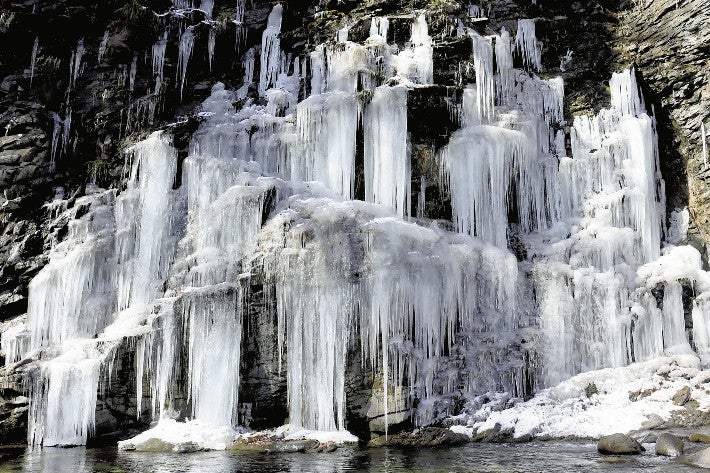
[
  {"x1": 263, "y1": 439, "x2": 319, "y2": 453},
  {"x1": 673, "y1": 386, "x2": 692, "y2": 406},
  {"x1": 690, "y1": 433, "x2": 710, "y2": 444},
  {"x1": 655, "y1": 433, "x2": 684, "y2": 456},
  {"x1": 597, "y1": 433, "x2": 644, "y2": 455},
  {"x1": 681, "y1": 446, "x2": 710, "y2": 469}
]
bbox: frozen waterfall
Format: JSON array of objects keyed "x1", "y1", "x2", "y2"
[{"x1": 5, "y1": 4, "x2": 710, "y2": 450}]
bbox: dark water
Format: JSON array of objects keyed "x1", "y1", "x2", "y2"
[{"x1": 0, "y1": 442, "x2": 700, "y2": 473}]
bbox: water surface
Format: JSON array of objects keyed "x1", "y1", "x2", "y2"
[{"x1": 0, "y1": 442, "x2": 700, "y2": 472}]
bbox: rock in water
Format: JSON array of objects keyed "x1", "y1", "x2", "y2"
[
  {"x1": 597, "y1": 433, "x2": 644, "y2": 455},
  {"x1": 682, "y1": 447, "x2": 710, "y2": 469},
  {"x1": 690, "y1": 433, "x2": 710, "y2": 444},
  {"x1": 655, "y1": 433, "x2": 684, "y2": 456}
]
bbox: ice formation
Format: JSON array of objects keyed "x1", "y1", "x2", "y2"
[
  {"x1": 258, "y1": 5, "x2": 283, "y2": 96},
  {"x1": 177, "y1": 27, "x2": 195, "y2": 99},
  {"x1": 152, "y1": 31, "x2": 169, "y2": 93},
  {"x1": 68, "y1": 39, "x2": 84, "y2": 90},
  {"x1": 515, "y1": 19, "x2": 542, "y2": 72},
  {"x1": 97, "y1": 30, "x2": 109, "y2": 64},
  {"x1": 29, "y1": 37, "x2": 38, "y2": 88},
  {"x1": 7, "y1": 4, "x2": 710, "y2": 451}
]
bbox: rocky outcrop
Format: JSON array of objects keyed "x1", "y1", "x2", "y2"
[{"x1": 367, "y1": 427, "x2": 470, "y2": 448}]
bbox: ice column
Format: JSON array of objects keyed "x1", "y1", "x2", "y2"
[
  {"x1": 364, "y1": 86, "x2": 410, "y2": 217},
  {"x1": 28, "y1": 356, "x2": 101, "y2": 447},
  {"x1": 294, "y1": 92, "x2": 358, "y2": 199},
  {"x1": 259, "y1": 5, "x2": 283, "y2": 96},
  {"x1": 29, "y1": 37, "x2": 38, "y2": 87},
  {"x1": 185, "y1": 286, "x2": 243, "y2": 426},
  {"x1": 515, "y1": 19, "x2": 541, "y2": 72},
  {"x1": 116, "y1": 132, "x2": 178, "y2": 311}
]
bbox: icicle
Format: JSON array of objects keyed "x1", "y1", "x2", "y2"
[
  {"x1": 28, "y1": 356, "x2": 101, "y2": 447},
  {"x1": 610, "y1": 68, "x2": 646, "y2": 116},
  {"x1": 293, "y1": 92, "x2": 358, "y2": 198},
  {"x1": 495, "y1": 28, "x2": 514, "y2": 106},
  {"x1": 50, "y1": 112, "x2": 62, "y2": 166},
  {"x1": 61, "y1": 108, "x2": 72, "y2": 156},
  {"x1": 68, "y1": 38, "x2": 85, "y2": 90},
  {"x1": 394, "y1": 14, "x2": 433, "y2": 85},
  {"x1": 200, "y1": 0, "x2": 214, "y2": 19},
  {"x1": 177, "y1": 27, "x2": 195, "y2": 100},
  {"x1": 337, "y1": 26, "x2": 349, "y2": 43},
  {"x1": 515, "y1": 19, "x2": 542, "y2": 72},
  {"x1": 26, "y1": 190, "x2": 116, "y2": 352},
  {"x1": 369, "y1": 17, "x2": 389, "y2": 42},
  {"x1": 98, "y1": 30, "x2": 110, "y2": 64},
  {"x1": 129, "y1": 54, "x2": 138, "y2": 92},
  {"x1": 208, "y1": 28, "x2": 216, "y2": 71},
  {"x1": 258, "y1": 5, "x2": 283, "y2": 96},
  {"x1": 363, "y1": 86, "x2": 410, "y2": 217},
  {"x1": 29, "y1": 37, "x2": 38, "y2": 88},
  {"x1": 116, "y1": 132, "x2": 178, "y2": 311},
  {"x1": 235, "y1": 0, "x2": 246, "y2": 46},
  {"x1": 469, "y1": 32, "x2": 495, "y2": 123},
  {"x1": 185, "y1": 286, "x2": 242, "y2": 425},
  {"x1": 152, "y1": 31, "x2": 168, "y2": 93},
  {"x1": 417, "y1": 176, "x2": 426, "y2": 219}
]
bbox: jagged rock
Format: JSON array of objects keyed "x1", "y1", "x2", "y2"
[
  {"x1": 597, "y1": 434, "x2": 644, "y2": 455},
  {"x1": 655, "y1": 433, "x2": 684, "y2": 456},
  {"x1": 673, "y1": 386, "x2": 692, "y2": 406}
]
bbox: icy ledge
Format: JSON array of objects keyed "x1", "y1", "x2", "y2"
[
  {"x1": 118, "y1": 420, "x2": 358, "y2": 453},
  {"x1": 450, "y1": 355, "x2": 710, "y2": 440}
]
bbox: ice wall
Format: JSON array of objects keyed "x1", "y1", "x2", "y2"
[{"x1": 10, "y1": 4, "x2": 710, "y2": 449}]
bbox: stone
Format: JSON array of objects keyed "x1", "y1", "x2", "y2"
[
  {"x1": 655, "y1": 433, "x2": 684, "y2": 456},
  {"x1": 690, "y1": 433, "x2": 710, "y2": 444},
  {"x1": 262, "y1": 439, "x2": 319, "y2": 453},
  {"x1": 368, "y1": 427, "x2": 470, "y2": 448},
  {"x1": 174, "y1": 442, "x2": 202, "y2": 453},
  {"x1": 681, "y1": 447, "x2": 710, "y2": 469},
  {"x1": 673, "y1": 386, "x2": 692, "y2": 406},
  {"x1": 597, "y1": 433, "x2": 644, "y2": 455}
]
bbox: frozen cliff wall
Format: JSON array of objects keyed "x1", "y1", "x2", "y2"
[{"x1": 0, "y1": 0, "x2": 708, "y2": 447}]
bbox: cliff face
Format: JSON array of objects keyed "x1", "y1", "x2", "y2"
[
  {"x1": 618, "y1": 0, "x2": 709, "y2": 250},
  {"x1": 0, "y1": 0, "x2": 708, "y2": 445}
]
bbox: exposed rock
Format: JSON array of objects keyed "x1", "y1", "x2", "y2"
[
  {"x1": 597, "y1": 433, "x2": 644, "y2": 455},
  {"x1": 673, "y1": 386, "x2": 693, "y2": 406},
  {"x1": 230, "y1": 437, "x2": 335, "y2": 454},
  {"x1": 690, "y1": 433, "x2": 710, "y2": 444},
  {"x1": 367, "y1": 427, "x2": 470, "y2": 448},
  {"x1": 655, "y1": 433, "x2": 684, "y2": 457},
  {"x1": 681, "y1": 447, "x2": 710, "y2": 469}
]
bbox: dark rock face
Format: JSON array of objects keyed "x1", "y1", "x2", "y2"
[
  {"x1": 0, "y1": 0, "x2": 708, "y2": 446},
  {"x1": 618, "y1": 0, "x2": 710, "y2": 248}
]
